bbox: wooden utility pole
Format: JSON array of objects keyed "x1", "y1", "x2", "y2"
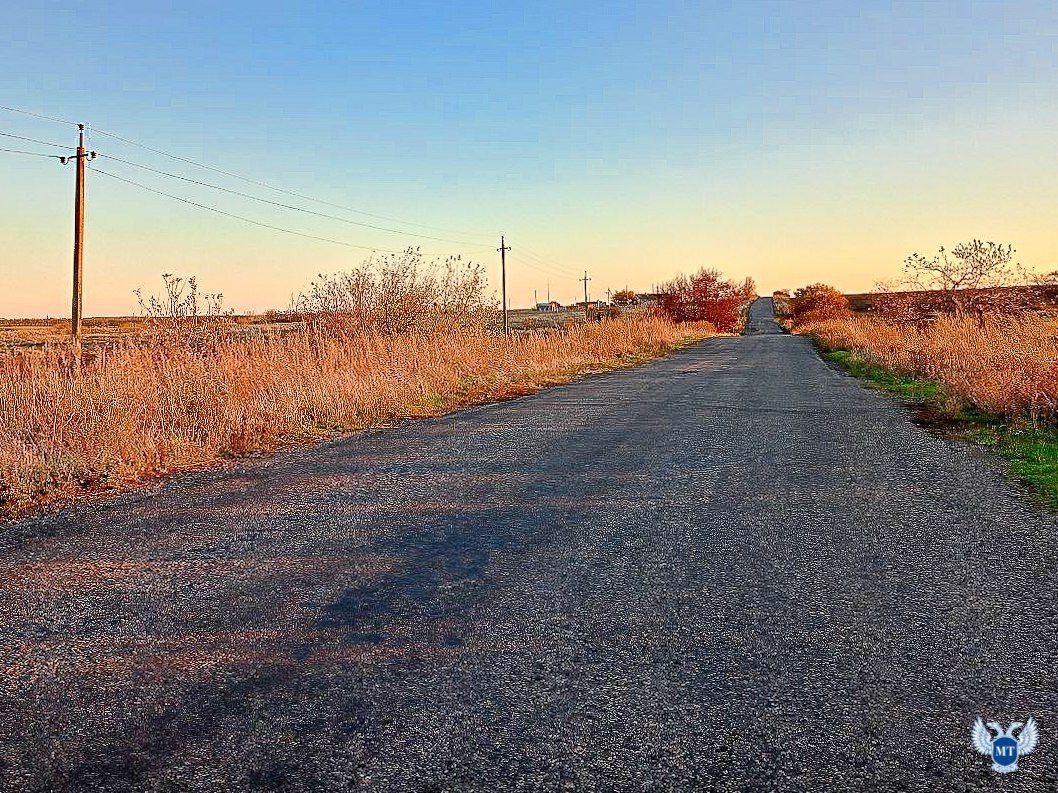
[
  {"x1": 63, "y1": 124, "x2": 95, "y2": 340},
  {"x1": 581, "y1": 271, "x2": 591, "y2": 319},
  {"x1": 71, "y1": 124, "x2": 86, "y2": 340},
  {"x1": 498, "y1": 236, "x2": 511, "y2": 334}
]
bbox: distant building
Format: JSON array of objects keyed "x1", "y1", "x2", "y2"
[
  {"x1": 536, "y1": 301, "x2": 563, "y2": 313},
  {"x1": 637, "y1": 293, "x2": 664, "y2": 305}
]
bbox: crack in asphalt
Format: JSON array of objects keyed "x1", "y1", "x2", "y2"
[{"x1": 1, "y1": 298, "x2": 1057, "y2": 790}]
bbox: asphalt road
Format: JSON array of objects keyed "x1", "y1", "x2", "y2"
[{"x1": 2, "y1": 298, "x2": 1057, "y2": 791}]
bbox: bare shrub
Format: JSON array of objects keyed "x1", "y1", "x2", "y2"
[
  {"x1": 128, "y1": 273, "x2": 237, "y2": 355},
  {"x1": 135, "y1": 274, "x2": 229, "y2": 323},
  {"x1": 293, "y1": 248, "x2": 492, "y2": 333},
  {"x1": 905, "y1": 240, "x2": 1016, "y2": 296}
]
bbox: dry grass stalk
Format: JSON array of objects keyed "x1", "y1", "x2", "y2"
[
  {"x1": 803, "y1": 313, "x2": 1058, "y2": 422},
  {"x1": 0, "y1": 314, "x2": 710, "y2": 518}
]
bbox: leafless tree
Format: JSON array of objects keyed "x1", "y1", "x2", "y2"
[{"x1": 901, "y1": 240, "x2": 1039, "y2": 323}]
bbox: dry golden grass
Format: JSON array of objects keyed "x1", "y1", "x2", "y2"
[
  {"x1": 803, "y1": 313, "x2": 1058, "y2": 421},
  {"x1": 0, "y1": 314, "x2": 711, "y2": 518}
]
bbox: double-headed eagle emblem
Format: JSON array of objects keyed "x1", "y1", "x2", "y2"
[{"x1": 971, "y1": 717, "x2": 1038, "y2": 773}]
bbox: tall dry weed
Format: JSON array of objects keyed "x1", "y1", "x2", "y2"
[
  {"x1": 804, "y1": 314, "x2": 1058, "y2": 421},
  {"x1": 0, "y1": 314, "x2": 707, "y2": 518}
]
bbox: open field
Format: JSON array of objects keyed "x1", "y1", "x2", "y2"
[
  {"x1": 0, "y1": 315, "x2": 302, "y2": 351},
  {"x1": 0, "y1": 313, "x2": 712, "y2": 520},
  {"x1": 0, "y1": 307, "x2": 624, "y2": 350},
  {"x1": 0, "y1": 317, "x2": 143, "y2": 349},
  {"x1": 506, "y1": 306, "x2": 602, "y2": 331},
  {"x1": 844, "y1": 284, "x2": 1058, "y2": 315}
]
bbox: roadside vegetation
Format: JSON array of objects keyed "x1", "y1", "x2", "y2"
[
  {"x1": 785, "y1": 240, "x2": 1058, "y2": 505},
  {"x1": 657, "y1": 269, "x2": 756, "y2": 332},
  {"x1": 0, "y1": 250, "x2": 719, "y2": 519}
]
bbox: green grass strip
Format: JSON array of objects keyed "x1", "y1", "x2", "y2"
[
  {"x1": 822, "y1": 350, "x2": 940, "y2": 403},
  {"x1": 822, "y1": 348, "x2": 1058, "y2": 508}
]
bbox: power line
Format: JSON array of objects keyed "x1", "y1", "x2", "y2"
[
  {"x1": 514, "y1": 243, "x2": 581, "y2": 278},
  {"x1": 0, "y1": 130, "x2": 74, "y2": 150},
  {"x1": 0, "y1": 105, "x2": 79, "y2": 127},
  {"x1": 98, "y1": 153, "x2": 493, "y2": 247},
  {"x1": 516, "y1": 249, "x2": 568, "y2": 273},
  {"x1": 515, "y1": 241, "x2": 581, "y2": 275},
  {"x1": 91, "y1": 166, "x2": 425, "y2": 255},
  {"x1": 89, "y1": 126, "x2": 496, "y2": 240},
  {"x1": 506, "y1": 246, "x2": 584, "y2": 284},
  {"x1": 4, "y1": 107, "x2": 561, "y2": 291},
  {"x1": 0, "y1": 146, "x2": 66, "y2": 159},
  {"x1": 1, "y1": 104, "x2": 496, "y2": 241},
  {"x1": 91, "y1": 166, "x2": 489, "y2": 258},
  {"x1": 510, "y1": 252, "x2": 579, "y2": 282}
]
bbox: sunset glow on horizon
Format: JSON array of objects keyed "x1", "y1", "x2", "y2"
[{"x1": 2, "y1": 1, "x2": 1057, "y2": 317}]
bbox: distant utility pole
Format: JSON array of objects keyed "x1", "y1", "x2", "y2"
[
  {"x1": 498, "y1": 235, "x2": 511, "y2": 335},
  {"x1": 606, "y1": 288, "x2": 612, "y2": 304},
  {"x1": 581, "y1": 271, "x2": 592, "y2": 319},
  {"x1": 534, "y1": 288, "x2": 538, "y2": 307},
  {"x1": 61, "y1": 124, "x2": 96, "y2": 340}
]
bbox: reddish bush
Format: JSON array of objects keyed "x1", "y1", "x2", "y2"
[
  {"x1": 792, "y1": 284, "x2": 850, "y2": 325},
  {"x1": 658, "y1": 270, "x2": 756, "y2": 332}
]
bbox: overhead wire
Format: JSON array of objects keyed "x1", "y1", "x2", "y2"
[
  {"x1": 88, "y1": 126, "x2": 496, "y2": 240},
  {"x1": 90, "y1": 166, "x2": 490, "y2": 258},
  {"x1": 0, "y1": 130, "x2": 74, "y2": 150},
  {"x1": 0, "y1": 105, "x2": 498, "y2": 241},
  {"x1": 91, "y1": 165, "x2": 413, "y2": 255},
  {"x1": 510, "y1": 252, "x2": 578, "y2": 282},
  {"x1": 97, "y1": 153, "x2": 494, "y2": 247},
  {"x1": 513, "y1": 243, "x2": 582, "y2": 278},
  {"x1": 518, "y1": 242, "x2": 581, "y2": 274},
  {"x1": 0, "y1": 146, "x2": 66, "y2": 159},
  {"x1": 0, "y1": 105, "x2": 79, "y2": 127},
  {"x1": 514, "y1": 241, "x2": 579, "y2": 273},
  {"x1": 0, "y1": 104, "x2": 520, "y2": 265}
]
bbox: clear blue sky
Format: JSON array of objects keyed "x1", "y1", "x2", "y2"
[{"x1": 2, "y1": 1, "x2": 1057, "y2": 315}]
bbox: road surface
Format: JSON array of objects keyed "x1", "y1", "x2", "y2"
[{"x1": 2, "y1": 299, "x2": 1057, "y2": 790}]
